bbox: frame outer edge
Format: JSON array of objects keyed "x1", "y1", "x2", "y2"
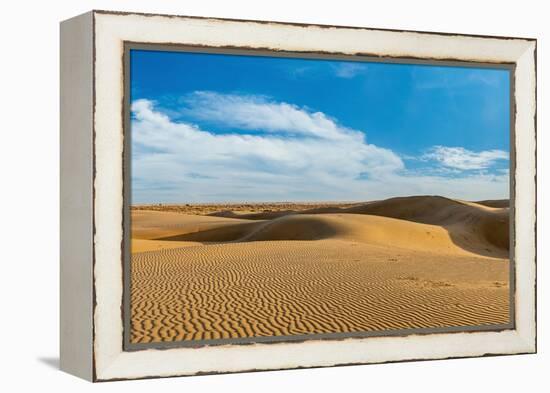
[
  {"x1": 91, "y1": 11, "x2": 538, "y2": 381},
  {"x1": 514, "y1": 41, "x2": 537, "y2": 352},
  {"x1": 60, "y1": 10, "x2": 95, "y2": 382}
]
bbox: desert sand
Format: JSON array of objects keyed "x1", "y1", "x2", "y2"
[{"x1": 130, "y1": 196, "x2": 510, "y2": 344}]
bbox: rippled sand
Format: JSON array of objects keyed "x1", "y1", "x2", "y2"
[{"x1": 130, "y1": 196, "x2": 510, "y2": 344}]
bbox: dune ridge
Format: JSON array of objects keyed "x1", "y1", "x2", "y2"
[
  {"x1": 155, "y1": 196, "x2": 509, "y2": 258},
  {"x1": 475, "y1": 199, "x2": 510, "y2": 208},
  {"x1": 130, "y1": 195, "x2": 511, "y2": 344},
  {"x1": 159, "y1": 213, "x2": 500, "y2": 257}
]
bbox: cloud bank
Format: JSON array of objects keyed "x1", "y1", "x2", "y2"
[
  {"x1": 422, "y1": 146, "x2": 508, "y2": 170},
  {"x1": 131, "y1": 94, "x2": 509, "y2": 203},
  {"x1": 179, "y1": 91, "x2": 362, "y2": 141}
]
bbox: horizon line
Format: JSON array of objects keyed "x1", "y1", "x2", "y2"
[{"x1": 130, "y1": 195, "x2": 510, "y2": 206}]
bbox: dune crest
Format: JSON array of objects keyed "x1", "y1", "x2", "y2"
[
  {"x1": 159, "y1": 213, "x2": 499, "y2": 257},
  {"x1": 151, "y1": 196, "x2": 509, "y2": 258},
  {"x1": 344, "y1": 196, "x2": 509, "y2": 257}
]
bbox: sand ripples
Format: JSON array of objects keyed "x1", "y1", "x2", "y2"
[{"x1": 130, "y1": 240, "x2": 509, "y2": 344}]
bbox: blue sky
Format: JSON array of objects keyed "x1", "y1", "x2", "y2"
[{"x1": 130, "y1": 49, "x2": 510, "y2": 203}]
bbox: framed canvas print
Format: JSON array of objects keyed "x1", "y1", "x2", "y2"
[{"x1": 60, "y1": 10, "x2": 537, "y2": 382}]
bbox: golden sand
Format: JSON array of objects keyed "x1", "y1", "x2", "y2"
[{"x1": 130, "y1": 196, "x2": 510, "y2": 344}]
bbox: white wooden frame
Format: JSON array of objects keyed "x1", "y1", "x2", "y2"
[{"x1": 60, "y1": 10, "x2": 537, "y2": 382}]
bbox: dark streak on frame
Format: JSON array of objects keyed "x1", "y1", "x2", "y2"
[
  {"x1": 127, "y1": 324, "x2": 514, "y2": 351},
  {"x1": 122, "y1": 36, "x2": 131, "y2": 355},
  {"x1": 509, "y1": 65, "x2": 517, "y2": 330},
  {"x1": 124, "y1": 41, "x2": 517, "y2": 68},
  {"x1": 532, "y1": 45, "x2": 538, "y2": 353},
  {"x1": 121, "y1": 40, "x2": 517, "y2": 352},
  {"x1": 91, "y1": 11, "x2": 98, "y2": 382}
]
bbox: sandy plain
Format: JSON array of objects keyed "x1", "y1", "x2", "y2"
[{"x1": 130, "y1": 196, "x2": 510, "y2": 344}]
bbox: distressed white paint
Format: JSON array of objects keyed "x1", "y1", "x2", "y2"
[{"x1": 91, "y1": 11, "x2": 536, "y2": 381}]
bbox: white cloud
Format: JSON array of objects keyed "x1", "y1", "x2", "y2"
[
  {"x1": 422, "y1": 146, "x2": 508, "y2": 171},
  {"x1": 180, "y1": 91, "x2": 360, "y2": 141},
  {"x1": 131, "y1": 98, "x2": 404, "y2": 202},
  {"x1": 131, "y1": 96, "x2": 509, "y2": 203}
]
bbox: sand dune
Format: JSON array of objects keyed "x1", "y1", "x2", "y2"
[
  {"x1": 154, "y1": 196, "x2": 509, "y2": 258},
  {"x1": 132, "y1": 210, "x2": 254, "y2": 239},
  {"x1": 343, "y1": 196, "x2": 509, "y2": 257},
  {"x1": 130, "y1": 196, "x2": 510, "y2": 344},
  {"x1": 131, "y1": 239, "x2": 203, "y2": 253},
  {"x1": 159, "y1": 213, "x2": 502, "y2": 257},
  {"x1": 475, "y1": 199, "x2": 509, "y2": 208},
  {"x1": 131, "y1": 210, "x2": 255, "y2": 252}
]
